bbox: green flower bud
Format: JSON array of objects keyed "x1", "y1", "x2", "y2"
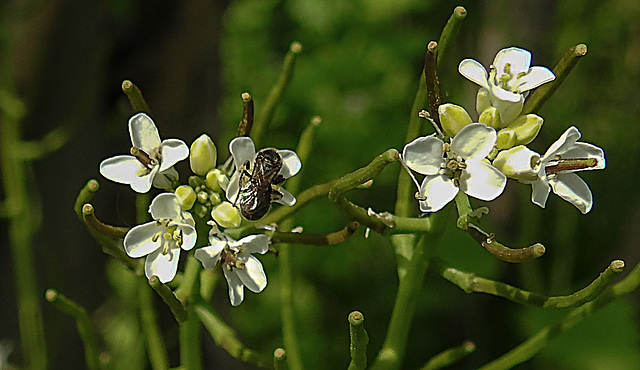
[
  {"x1": 493, "y1": 145, "x2": 540, "y2": 182},
  {"x1": 438, "y1": 103, "x2": 472, "y2": 137},
  {"x1": 506, "y1": 114, "x2": 543, "y2": 146},
  {"x1": 476, "y1": 88, "x2": 491, "y2": 116},
  {"x1": 192, "y1": 203, "x2": 209, "y2": 219},
  {"x1": 208, "y1": 191, "x2": 221, "y2": 206},
  {"x1": 211, "y1": 201, "x2": 242, "y2": 229},
  {"x1": 189, "y1": 134, "x2": 217, "y2": 176},
  {"x1": 496, "y1": 128, "x2": 517, "y2": 149},
  {"x1": 478, "y1": 106, "x2": 501, "y2": 129},
  {"x1": 174, "y1": 185, "x2": 197, "y2": 211},
  {"x1": 205, "y1": 169, "x2": 229, "y2": 193},
  {"x1": 188, "y1": 175, "x2": 205, "y2": 189}
]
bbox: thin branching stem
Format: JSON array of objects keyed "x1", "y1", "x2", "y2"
[
  {"x1": 479, "y1": 258, "x2": 639, "y2": 370},
  {"x1": 137, "y1": 278, "x2": 170, "y2": 370},
  {"x1": 45, "y1": 289, "x2": 100, "y2": 370},
  {"x1": 421, "y1": 341, "x2": 475, "y2": 370},
  {"x1": 149, "y1": 276, "x2": 188, "y2": 323},
  {"x1": 122, "y1": 80, "x2": 151, "y2": 114},
  {"x1": 348, "y1": 311, "x2": 369, "y2": 370},
  {"x1": 252, "y1": 41, "x2": 302, "y2": 147},
  {"x1": 195, "y1": 303, "x2": 271, "y2": 368},
  {"x1": 522, "y1": 44, "x2": 587, "y2": 115},
  {"x1": 433, "y1": 259, "x2": 625, "y2": 309}
]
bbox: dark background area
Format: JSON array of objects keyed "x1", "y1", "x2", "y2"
[{"x1": 1, "y1": 0, "x2": 639, "y2": 368}]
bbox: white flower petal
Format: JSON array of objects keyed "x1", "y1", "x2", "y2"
[
  {"x1": 124, "y1": 222, "x2": 163, "y2": 257},
  {"x1": 518, "y1": 66, "x2": 555, "y2": 92},
  {"x1": 493, "y1": 47, "x2": 531, "y2": 76},
  {"x1": 459, "y1": 160, "x2": 507, "y2": 201},
  {"x1": 402, "y1": 135, "x2": 444, "y2": 175},
  {"x1": 274, "y1": 188, "x2": 296, "y2": 206},
  {"x1": 278, "y1": 150, "x2": 302, "y2": 178},
  {"x1": 235, "y1": 255, "x2": 267, "y2": 293},
  {"x1": 149, "y1": 193, "x2": 182, "y2": 220},
  {"x1": 543, "y1": 126, "x2": 581, "y2": 159},
  {"x1": 223, "y1": 268, "x2": 245, "y2": 306},
  {"x1": 451, "y1": 123, "x2": 496, "y2": 160},
  {"x1": 550, "y1": 173, "x2": 593, "y2": 214},
  {"x1": 159, "y1": 139, "x2": 189, "y2": 172},
  {"x1": 229, "y1": 137, "x2": 256, "y2": 171},
  {"x1": 530, "y1": 178, "x2": 550, "y2": 208},
  {"x1": 129, "y1": 113, "x2": 161, "y2": 152},
  {"x1": 178, "y1": 224, "x2": 197, "y2": 251},
  {"x1": 194, "y1": 243, "x2": 225, "y2": 269},
  {"x1": 100, "y1": 155, "x2": 147, "y2": 183},
  {"x1": 236, "y1": 234, "x2": 270, "y2": 254},
  {"x1": 226, "y1": 172, "x2": 240, "y2": 204},
  {"x1": 145, "y1": 247, "x2": 181, "y2": 283},
  {"x1": 458, "y1": 59, "x2": 490, "y2": 90},
  {"x1": 489, "y1": 84, "x2": 524, "y2": 103},
  {"x1": 561, "y1": 142, "x2": 606, "y2": 170},
  {"x1": 418, "y1": 175, "x2": 458, "y2": 212}
]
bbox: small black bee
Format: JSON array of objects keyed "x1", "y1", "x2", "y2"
[{"x1": 235, "y1": 148, "x2": 286, "y2": 220}]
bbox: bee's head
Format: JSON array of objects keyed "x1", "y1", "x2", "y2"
[{"x1": 255, "y1": 148, "x2": 282, "y2": 170}]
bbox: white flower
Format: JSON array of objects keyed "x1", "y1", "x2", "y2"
[
  {"x1": 459, "y1": 47, "x2": 555, "y2": 126},
  {"x1": 403, "y1": 123, "x2": 507, "y2": 212},
  {"x1": 194, "y1": 232, "x2": 269, "y2": 306},
  {"x1": 124, "y1": 193, "x2": 197, "y2": 283},
  {"x1": 494, "y1": 126, "x2": 605, "y2": 213},
  {"x1": 226, "y1": 137, "x2": 301, "y2": 217},
  {"x1": 100, "y1": 113, "x2": 189, "y2": 193}
]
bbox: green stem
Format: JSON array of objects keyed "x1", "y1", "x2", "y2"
[
  {"x1": 176, "y1": 254, "x2": 202, "y2": 370},
  {"x1": 122, "y1": 80, "x2": 151, "y2": 114},
  {"x1": 372, "y1": 206, "x2": 449, "y2": 370},
  {"x1": 271, "y1": 222, "x2": 359, "y2": 245},
  {"x1": 465, "y1": 223, "x2": 546, "y2": 263},
  {"x1": 479, "y1": 258, "x2": 640, "y2": 370},
  {"x1": 137, "y1": 278, "x2": 170, "y2": 370},
  {"x1": 195, "y1": 303, "x2": 271, "y2": 368},
  {"x1": 1, "y1": 93, "x2": 48, "y2": 370},
  {"x1": 347, "y1": 311, "x2": 369, "y2": 370},
  {"x1": 433, "y1": 259, "x2": 624, "y2": 309},
  {"x1": 273, "y1": 348, "x2": 287, "y2": 370},
  {"x1": 421, "y1": 341, "x2": 475, "y2": 370},
  {"x1": 258, "y1": 179, "x2": 336, "y2": 226},
  {"x1": 521, "y1": 44, "x2": 587, "y2": 115},
  {"x1": 45, "y1": 289, "x2": 100, "y2": 370},
  {"x1": 434, "y1": 6, "x2": 467, "y2": 68},
  {"x1": 149, "y1": 276, "x2": 188, "y2": 323},
  {"x1": 371, "y1": 234, "x2": 434, "y2": 370},
  {"x1": 277, "y1": 117, "x2": 319, "y2": 370},
  {"x1": 252, "y1": 41, "x2": 302, "y2": 147}
]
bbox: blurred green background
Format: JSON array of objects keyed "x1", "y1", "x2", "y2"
[{"x1": 1, "y1": 0, "x2": 639, "y2": 368}]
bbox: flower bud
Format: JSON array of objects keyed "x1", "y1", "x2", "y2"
[
  {"x1": 496, "y1": 128, "x2": 517, "y2": 149},
  {"x1": 476, "y1": 88, "x2": 491, "y2": 115},
  {"x1": 438, "y1": 103, "x2": 472, "y2": 137},
  {"x1": 205, "y1": 169, "x2": 229, "y2": 192},
  {"x1": 478, "y1": 106, "x2": 501, "y2": 129},
  {"x1": 507, "y1": 114, "x2": 543, "y2": 146},
  {"x1": 174, "y1": 185, "x2": 197, "y2": 211},
  {"x1": 189, "y1": 134, "x2": 217, "y2": 176},
  {"x1": 211, "y1": 201, "x2": 242, "y2": 228},
  {"x1": 493, "y1": 145, "x2": 540, "y2": 182}
]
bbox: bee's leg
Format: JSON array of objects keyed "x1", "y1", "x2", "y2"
[
  {"x1": 270, "y1": 188, "x2": 284, "y2": 202},
  {"x1": 272, "y1": 174, "x2": 285, "y2": 186}
]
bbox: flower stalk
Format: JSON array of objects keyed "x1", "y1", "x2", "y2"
[
  {"x1": 252, "y1": 41, "x2": 302, "y2": 147},
  {"x1": 522, "y1": 44, "x2": 588, "y2": 115},
  {"x1": 433, "y1": 258, "x2": 624, "y2": 308},
  {"x1": 348, "y1": 311, "x2": 369, "y2": 370},
  {"x1": 45, "y1": 289, "x2": 100, "y2": 370},
  {"x1": 137, "y1": 278, "x2": 170, "y2": 370},
  {"x1": 122, "y1": 80, "x2": 151, "y2": 114},
  {"x1": 421, "y1": 341, "x2": 475, "y2": 370}
]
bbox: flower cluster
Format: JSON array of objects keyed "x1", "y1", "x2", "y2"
[
  {"x1": 403, "y1": 47, "x2": 606, "y2": 214},
  {"x1": 99, "y1": 113, "x2": 301, "y2": 305}
]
